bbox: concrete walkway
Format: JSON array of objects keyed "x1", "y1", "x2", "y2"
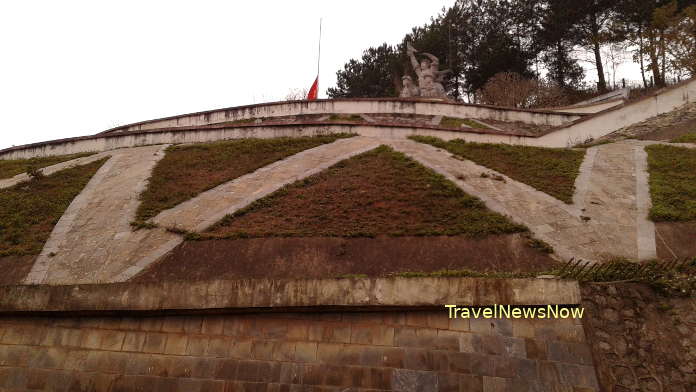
[
  {"x1": 23, "y1": 145, "x2": 170, "y2": 285},
  {"x1": 386, "y1": 138, "x2": 656, "y2": 262},
  {"x1": 0, "y1": 152, "x2": 111, "y2": 190},
  {"x1": 25, "y1": 137, "x2": 380, "y2": 284}
]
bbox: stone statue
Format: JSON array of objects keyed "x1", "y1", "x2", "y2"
[
  {"x1": 399, "y1": 75, "x2": 420, "y2": 98},
  {"x1": 402, "y1": 43, "x2": 450, "y2": 99}
]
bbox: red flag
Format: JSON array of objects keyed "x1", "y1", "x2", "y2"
[{"x1": 307, "y1": 77, "x2": 318, "y2": 100}]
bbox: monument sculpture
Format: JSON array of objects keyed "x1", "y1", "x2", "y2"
[{"x1": 400, "y1": 43, "x2": 450, "y2": 99}]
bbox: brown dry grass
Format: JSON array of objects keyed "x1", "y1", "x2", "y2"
[
  {"x1": 0, "y1": 158, "x2": 107, "y2": 256},
  {"x1": 204, "y1": 145, "x2": 527, "y2": 239},
  {"x1": 0, "y1": 152, "x2": 95, "y2": 180},
  {"x1": 135, "y1": 135, "x2": 353, "y2": 221}
]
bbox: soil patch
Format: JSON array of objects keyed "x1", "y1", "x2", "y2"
[
  {"x1": 133, "y1": 234, "x2": 557, "y2": 282},
  {"x1": 135, "y1": 135, "x2": 353, "y2": 221},
  {"x1": 646, "y1": 144, "x2": 696, "y2": 221},
  {"x1": 637, "y1": 117, "x2": 696, "y2": 141},
  {"x1": 0, "y1": 158, "x2": 107, "y2": 256},
  {"x1": 0, "y1": 255, "x2": 36, "y2": 285},
  {"x1": 655, "y1": 221, "x2": 696, "y2": 259},
  {"x1": 411, "y1": 136, "x2": 585, "y2": 203},
  {"x1": 204, "y1": 145, "x2": 527, "y2": 239},
  {"x1": 581, "y1": 283, "x2": 696, "y2": 391},
  {"x1": 0, "y1": 152, "x2": 95, "y2": 180},
  {"x1": 599, "y1": 101, "x2": 696, "y2": 142}
]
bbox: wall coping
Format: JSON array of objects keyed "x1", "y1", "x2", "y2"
[
  {"x1": 2, "y1": 77, "x2": 692, "y2": 159},
  {"x1": 0, "y1": 277, "x2": 580, "y2": 316},
  {"x1": 99, "y1": 98, "x2": 584, "y2": 135},
  {"x1": 0, "y1": 121, "x2": 538, "y2": 158},
  {"x1": 0, "y1": 100, "x2": 577, "y2": 157}
]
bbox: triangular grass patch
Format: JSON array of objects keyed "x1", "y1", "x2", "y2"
[
  {"x1": 0, "y1": 158, "x2": 108, "y2": 256},
  {"x1": 204, "y1": 145, "x2": 528, "y2": 239},
  {"x1": 411, "y1": 136, "x2": 585, "y2": 203},
  {"x1": 136, "y1": 134, "x2": 354, "y2": 221}
]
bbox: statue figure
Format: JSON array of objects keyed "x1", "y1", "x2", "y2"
[
  {"x1": 404, "y1": 43, "x2": 450, "y2": 99},
  {"x1": 399, "y1": 75, "x2": 420, "y2": 98}
]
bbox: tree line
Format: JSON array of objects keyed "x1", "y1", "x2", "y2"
[{"x1": 327, "y1": 0, "x2": 696, "y2": 106}]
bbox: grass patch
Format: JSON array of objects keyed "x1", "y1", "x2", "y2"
[
  {"x1": 0, "y1": 152, "x2": 95, "y2": 180},
  {"x1": 395, "y1": 269, "x2": 538, "y2": 279},
  {"x1": 646, "y1": 144, "x2": 696, "y2": 221},
  {"x1": 671, "y1": 133, "x2": 696, "y2": 143},
  {"x1": 412, "y1": 136, "x2": 585, "y2": 203},
  {"x1": 328, "y1": 114, "x2": 363, "y2": 122},
  {"x1": 440, "y1": 117, "x2": 488, "y2": 129},
  {"x1": 0, "y1": 158, "x2": 108, "y2": 256},
  {"x1": 561, "y1": 258, "x2": 696, "y2": 298},
  {"x1": 135, "y1": 134, "x2": 354, "y2": 221},
  {"x1": 204, "y1": 145, "x2": 528, "y2": 239}
]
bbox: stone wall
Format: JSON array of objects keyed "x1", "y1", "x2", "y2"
[
  {"x1": 0, "y1": 277, "x2": 601, "y2": 391},
  {"x1": 0, "y1": 309, "x2": 598, "y2": 391},
  {"x1": 580, "y1": 283, "x2": 696, "y2": 392}
]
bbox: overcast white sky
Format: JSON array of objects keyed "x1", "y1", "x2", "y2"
[
  {"x1": 0, "y1": 0, "x2": 454, "y2": 149},
  {"x1": 1, "y1": 0, "x2": 644, "y2": 150}
]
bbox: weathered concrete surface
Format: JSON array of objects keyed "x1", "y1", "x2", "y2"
[
  {"x1": 0, "y1": 277, "x2": 579, "y2": 313},
  {"x1": 387, "y1": 138, "x2": 655, "y2": 262},
  {"x1": 23, "y1": 145, "x2": 170, "y2": 285},
  {"x1": 102, "y1": 98, "x2": 583, "y2": 133},
  {"x1": 0, "y1": 152, "x2": 110, "y2": 190},
  {"x1": 576, "y1": 141, "x2": 657, "y2": 260}
]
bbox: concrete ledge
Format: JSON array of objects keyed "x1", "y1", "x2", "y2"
[
  {"x1": 99, "y1": 98, "x2": 582, "y2": 134},
  {"x1": 0, "y1": 98, "x2": 583, "y2": 159},
  {"x1": 0, "y1": 277, "x2": 580, "y2": 315}
]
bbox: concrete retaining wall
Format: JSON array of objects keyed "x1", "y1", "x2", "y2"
[
  {"x1": 2, "y1": 78, "x2": 693, "y2": 160},
  {"x1": 544, "y1": 78, "x2": 696, "y2": 146},
  {"x1": 102, "y1": 99, "x2": 581, "y2": 134},
  {"x1": 545, "y1": 99, "x2": 625, "y2": 114},
  {"x1": 0, "y1": 124, "x2": 546, "y2": 160},
  {"x1": 0, "y1": 277, "x2": 579, "y2": 314}
]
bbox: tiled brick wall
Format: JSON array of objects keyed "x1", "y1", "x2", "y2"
[{"x1": 0, "y1": 310, "x2": 599, "y2": 391}]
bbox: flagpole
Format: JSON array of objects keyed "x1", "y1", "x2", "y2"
[{"x1": 317, "y1": 18, "x2": 322, "y2": 98}]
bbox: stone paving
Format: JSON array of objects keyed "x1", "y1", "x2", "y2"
[
  {"x1": 385, "y1": 138, "x2": 655, "y2": 263},
  {"x1": 23, "y1": 137, "x2": 380, "y2": 284},
  {"x1": 23, "y1": 145, "x2": 170, "y2": 285}
]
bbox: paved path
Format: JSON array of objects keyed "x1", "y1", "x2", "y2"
[
  {"x1": 24, "y1": 145, "x2": 170, "y2": 284},
  {"x1": 25, "y1": 137, "x2": 380, "y2": 284},
  {"x1": 385, "y1": 138, "x2": 656, "y2": 262},
  {"x1": 0, "y1": 152, "x2": 112, "y2": 190}
]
